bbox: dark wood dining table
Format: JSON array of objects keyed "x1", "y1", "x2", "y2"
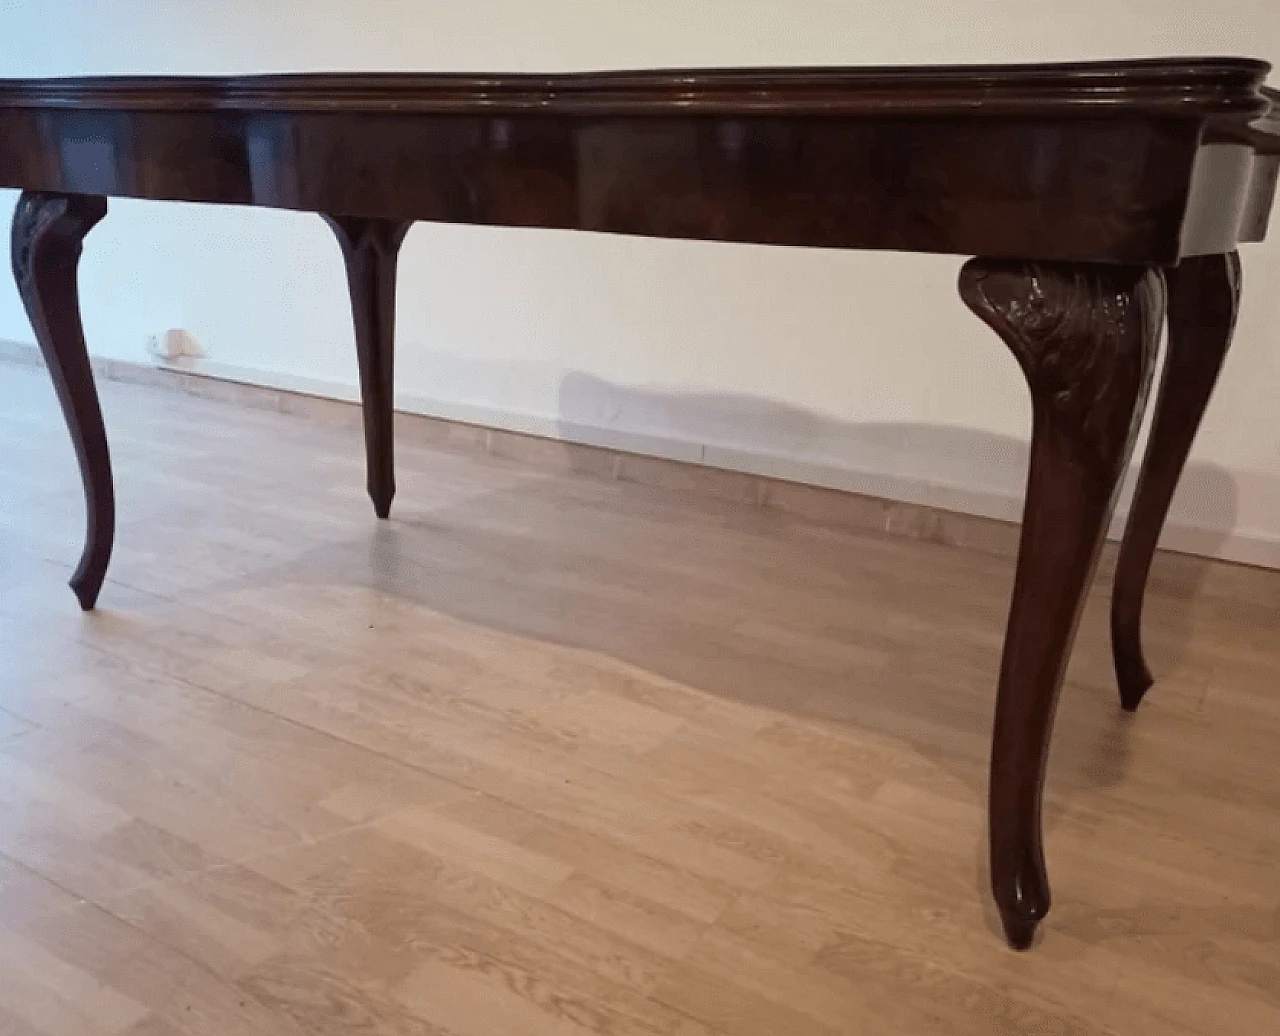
[{"x1": 2, "y1": 57, "x2": 1277, "y2": 948}]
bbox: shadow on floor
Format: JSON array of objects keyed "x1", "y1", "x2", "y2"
[
  {"x1": 35, "y1": 367, "x2": 1242, "y2": 944},
  {"x1": 205, "y1": 382, "x2": 1238, "y2": 813}
]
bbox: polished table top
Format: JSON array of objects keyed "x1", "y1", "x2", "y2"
[
  {"x1": 3, "y1": 57, "x2": 1277, "y2": 951},
  {"x1": 0, "y1": 57, "x2": 1272, "y2": 112},
  {"x1": 2, "y1": 58, "x2": 1278, "y2": 262}
]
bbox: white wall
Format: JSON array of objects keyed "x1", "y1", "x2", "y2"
[{"x1": 2, "y1": 1, "x2": 1280, "y2": 564}]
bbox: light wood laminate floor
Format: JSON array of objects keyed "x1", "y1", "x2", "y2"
[{"x1": 1, "y1": 359, "x2": 1278, "y2": 1036}]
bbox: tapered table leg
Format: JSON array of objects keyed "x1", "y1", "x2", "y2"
[
  {"x1": 323, "y1": 215, "x2": 413, "y2": 520},
  {"x1": 960, "y1": 259, "x2": 1163, "y2": 948},
  {"x1": 1111, "y1": 252, "x2": 1241, "y2": 710},
  {"x1": 12, "y1": 191, "x2": 112, "y2": 610}
]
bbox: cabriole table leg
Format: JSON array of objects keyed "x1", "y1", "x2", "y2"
[
  {"x1": 960, "y1": 258, "x2": 1164, "y2": 948},
  {"x1": 12, "y1": 191, "x2": 112, "y2": 609}
]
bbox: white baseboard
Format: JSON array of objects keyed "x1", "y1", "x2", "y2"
[
  {"x1": 165, "y1": 356, "x2": 1280, "y2": 570},
  {"x1": 5, "y1": 339, "x2": 1279, "y2": 569}
]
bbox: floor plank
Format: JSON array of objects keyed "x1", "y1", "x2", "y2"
[{"x1": 2, "y1": 359, "x2": 1278, "y2": 1035}]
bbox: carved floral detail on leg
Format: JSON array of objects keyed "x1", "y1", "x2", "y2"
[
  {"x1": 962, "y1": 261, "x2": 1161, "y2": 475},
  {"x1": 960, "y1": 258, "x2": 1163, "y2": 948}
]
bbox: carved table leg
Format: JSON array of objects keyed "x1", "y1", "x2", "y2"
[
  {"x1": 1111, "y1": 252, "x2": 1241, "y2": 710},
  {"x1": 960, "y1": 259, "x2": 1163, "y2": 948},
  {"x1": 323, "y1": 215, "x2": 413, "y2": 519},
  {"x1": 12, "y1": 192, "x2": 111, "y2": 610}
]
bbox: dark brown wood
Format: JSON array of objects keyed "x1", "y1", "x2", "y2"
[
  {"x1": 10, "y1": 191, "x2": 111, "y2": 609},
  {"x1": 322, "y1": 215, "x2": 413, "y2": 519},
  {"x1": 0, "y1": 59, "x2": 1273, "y2": 264},
  {"x1": 960, "y1": 259, "x2": 1163, "y2": 948},
  {"x1": 0, "y1": 59, "x2": 1267, "y2": 116},
  {"x1": 1112, "y1": 252, "x2": 1242, "y2": 710},
  {"x1": 1, "y1": 59, "x2": 1276, "y2": 949}
]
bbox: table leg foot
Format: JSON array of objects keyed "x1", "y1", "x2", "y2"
[
  {"x1": 1000, "y1": 907, "x2": 1042, "y2": 951},
  {"x1": 1114, "y1": 653, "x2": 1153, "y2": 713},
  {"x1": 1111, "y1": 251, "x2": 1240, "y2": 711},
  {"x1": 12, "y1": 191, "x2": 112, "y2": 610},
  {"x1": 323, "y1": 214, "x2": 413, "y2": 520},
  {"x1": 960, "y1": 258, "x2": 1163, "y2": 948}
]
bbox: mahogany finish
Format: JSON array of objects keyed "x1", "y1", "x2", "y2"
[
  {"x1": 960, "y1": 259, "x2": 1163, "y2": 947},
  {"x1": 10, "y1": 192, "x2": 111, "y2": 610},
  {"x1": 323, "y1": 215, "x2": 413, "y2": 519},
  {"x1": 0, "y1": 59, "x2": 1273, "y2": 263},
  {"x1": 1112, "y1": 252, "x2": 1243, "y2": 710},
  {"x1": 2, "y1": 58, "x2": 1277, "y2": 950}
]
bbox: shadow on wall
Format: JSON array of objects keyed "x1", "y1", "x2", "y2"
[
  {"x1": 558, "y1": 369, "x2": 1034, "y2": 505},
  {"x1": 554, "y1": 371, "x2": 1239, "y2": 692}
]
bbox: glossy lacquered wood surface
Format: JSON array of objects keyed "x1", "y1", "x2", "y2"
[
  {"x1": 961, "y1": 260, "x2": 1164, "y2": 947},
  {"x1": 0, "y1": 58, "x2": 1269, "y2": 114},
  {"x1": 9, "y1": 192, "x2": 110, "y2": 610},
  {"x1": 323, "y1": 215, "x2": 412, "y2": 520},
  {"x1": 3, "y1": 57, "x2": 1278, "y2": 953},
  {"x1": 1112, "y1": 252, "x2": 1242, "y2": 711},
  {"x1": 0, "y1": 57, "x2": 1273, "y2": 263}
]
